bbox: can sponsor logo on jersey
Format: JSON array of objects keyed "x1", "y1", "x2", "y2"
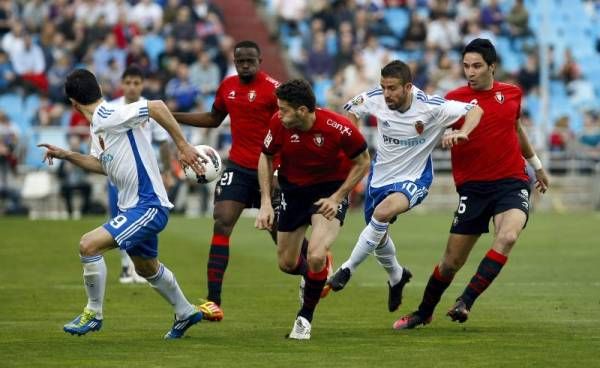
[
  {"x1": 228, "y1": 91, "x2": 235, "y2": 99},
  {"x1": 382, "y1": 120, "x2": 391, "y2": 127},
  {"x1": 313, "y1": 133, "x2": 324, "y2": 147},
  {"x1": 248, "y1": 90, "x2": 256, "y2": 102},
  {"x1": 290, "y1": 133, "x2": 300, "y2": 143},
  {"x1": 414, "y1": 121, "x2": 424, "y2": 135},
  {"x1": 382, "y1": 134, "x2": 425, "y2": 147},
  {"x1": 495, "y1": 91, "x2": 504, "y2": 104},
  {"x1": 326, "y1": 119, "x2": 352, "y2": 136}
]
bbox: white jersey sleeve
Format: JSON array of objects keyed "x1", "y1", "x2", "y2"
[
  {"x1": 150, "y1": 120, "x2": 169, "y2": 142},
  {"x1": 434, "y1": 99, "x2": 475, "y2": 128},
  {"x1": 94, "y1": 100, "x2": 149, "y2": 134},
  {"x1": 343, "y1": 87, "x2": 382, "y2": 119}
]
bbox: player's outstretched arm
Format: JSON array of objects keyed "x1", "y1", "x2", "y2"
[
  {"x1": 171, "y1": 107, "x2": 227, "y2": 128},
  {"x1": 517, "y1": 120, "x2": 549, "y2": 193},
  {"x1": 315, "y1": 149, "x2": 370, "y2": 220},
  {"x1": 38, "y1": 143, "x2": 105, "y2": 175},
  {"x1": 442, "y1": 105, "x2": 484, "y2": 148},
  {"x1": 255, "y1": 153, "x2": 275, "y2": 231},
  {"x1": 147, "y1": 100, "x2": 204, "y2": 176}
]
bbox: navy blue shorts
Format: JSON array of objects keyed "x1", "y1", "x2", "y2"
[
  {"x1": 277, "y1": 179, "x2": 349, "y2": 232},
  {"x1": 450, "y1": 178, "x2": 530, "y2": 235},
  {"x1": 214, "y1": 162, "x2": 262, "y2": 208},
  {"x1": 213, "y1": 162, "x2": 281, "y2": 213},
  {"x1": 103, "y1": 205, "x2": 170, "y2": 259}
]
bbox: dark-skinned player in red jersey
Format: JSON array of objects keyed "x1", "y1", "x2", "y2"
[
  {"x1": 394, "y1": 38, "x2": 550, "y2": 330},
  {"x1": 172, "y1": 40, "x2": 298, "y2": 321},
  {"x1": 255, "y1": 79, "x2": 370, "y2": 340}
]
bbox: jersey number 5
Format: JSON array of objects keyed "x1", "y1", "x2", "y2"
[{"x1": 457, "y1": 196, "x2": 468, "y2": 214}]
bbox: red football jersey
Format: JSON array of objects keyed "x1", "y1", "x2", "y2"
[
  {"x1": 446, "y1": 81, "x2": 528, "y2": 187},
  {"x1": 213, "y1": 71, "x2": 279, "y2": 169},
  {"x1": 263, "y1": 108, "x2": 367, "y2": 187}
]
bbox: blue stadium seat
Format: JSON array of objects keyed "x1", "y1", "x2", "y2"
[
  {"x1": 143, "y1": 34, "x2": 165, "y2": 68},
  {"x1": 312, "y1": 78, "x2": 332, "y2": 107},
  {"x1": 383, "y1": 8, "x2": 410, "y2": 38}
]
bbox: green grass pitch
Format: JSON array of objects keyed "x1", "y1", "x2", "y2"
[{"x1": 1, "y1": 211, "x2": 599, "y2": 367}]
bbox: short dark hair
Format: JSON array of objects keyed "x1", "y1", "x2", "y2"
[
  {"x1": 65, "y1": 69, "x2": 102, "y2": 105},
  {"x1": 122, "y1": 64, "x2": 144, "y2": 80},
  {"x1": 381, "y1": 60, "x2": 412, "y2": 84},
  {"x1": 463, "y1": 38, "x2": 497, "y2": 65},
  {"x1": 275, "y1": 79, "x2": 316, "y2": 112},
  {"x1": 234, "y1": 40, "x2": 260, "y2": 56}
]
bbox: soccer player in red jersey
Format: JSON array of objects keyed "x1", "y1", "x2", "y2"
[
  {"x1": 255, "y1": 79, "x2": 370, "y2": 340},
  {"x1": 172, "y1": 41, "x2": 281, "y2": 320},
  {"x1": 394, "y1": 38, "x2": 549, "y2": 330}
]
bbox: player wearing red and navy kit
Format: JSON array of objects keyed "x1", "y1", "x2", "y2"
[
  {"x1": 172, "y1": 41, "x2": 280, "y2": 319},
  {"x1": 394, "y1": 38, "x2": 549, "y2": 330},
  {"x1": 256, "y1": 79, "x2": 370, "y2": 340}
]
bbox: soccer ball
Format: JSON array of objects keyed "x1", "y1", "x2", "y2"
[{"x1": 183, "y1": 145, "x2": 223, "y2": 184}]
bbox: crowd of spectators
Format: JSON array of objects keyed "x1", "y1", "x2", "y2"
[{"x1": 0, "y1": 0, "x2": 600, "y2": 216}]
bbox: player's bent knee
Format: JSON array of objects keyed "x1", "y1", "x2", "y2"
[
  {"x1": 278, "y1": 257, "x2": 297, "y2": 273},
  {"x1": 496, "y1": 231, "x2": 519, "y2": 247},
  {"x1": 79, "y1": 234, "x2": 100, "y2": 257}
]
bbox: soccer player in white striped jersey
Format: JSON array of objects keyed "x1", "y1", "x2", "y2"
[
  {"x1": 108, "y1": 65, "x2": 173, "y2": 284},
  {"x1": 39, "y1": 69, "x2": 206, "y2": 339},
  {"x1": 327, "y1": 60, "x2": 484, "y2": 313}
]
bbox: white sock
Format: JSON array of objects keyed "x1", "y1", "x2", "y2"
[
  {"x1": 374, "y1": 235, "x2": 404, "y2": 285},
  {"x1": 81, "y1": 255, "x2": 107, "y2": 319},
  {"x1": 120, "y1": 250, "x2": 131, "y2": 269},
  {"x1": 147, "y1": 264, "x2": 195, "y2": 320},
  {"x1": 342, "y1": 218, "x2": 389, "y2": 273}
]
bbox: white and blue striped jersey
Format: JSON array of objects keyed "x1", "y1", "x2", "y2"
[
  {"x1": 109, "y1": 96, "x2": 169, "y2": 144},
  {"x1": 90, "y1": 100, "x2": 173, "y2": 211},
  {"x1": 344, "y1": 86, "x2": 474, "y2": 188}
]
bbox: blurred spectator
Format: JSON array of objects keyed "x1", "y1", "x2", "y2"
[
  {"x1": 549, "y1": 116, "x2": 575, "y2": 152},
  {"x1": 403, "y1": 12, "x2": 428, "y2": 51},
  {"x1": 93, "y1": 33, "x2": 126, "y2": 82},
  {"x1": 165, "y1": 62, "x2": 199, "y2": 112},
  {"x1": 558, "y1": 48, "x2": 581, "y2": 84},
  {"x1": 58, "y1": 134, "x2": 92, "y2": 218},
  {"x1": 47, "y1": 51, "x2": 71, "y2": 102},
  {"x1": 0, "y1": 0, "x2": 15, "y2": 37},
  {"x1": 11, "y1": 32, "x2": 47, "y2": 93},
  {"x1": 462, "y1": 20, "x2": 496, "y2": 47},
  {"x1": 506, "y1": 0, "x2": 530, "y2": 41},
  {"x1": 326, "y1": 71, "x2": 347, "y2": 113},
  {"x1": 334, "y1": 24, "x2": 355, "y2": 73},
  {"x1": 35, "y1": 93, "x2": 65, "y2": 127},
  {"x1": 0, "y1": 109, "x2": 25, "y2": 215},
  {"x1": 171, "y1": 6, "x2": 196, "y2": 48},
  {"x1": 480, "y1": 0, "x2": 505, "y2": 35},
  {"x1": 131, "y1": 0, "x2": 163, "y2": 32},
  {"x1": 189, "y1": 50, "x2": 220, "y2": 95},
  {"x1": 361, "y1": 33, "x2": 389, "y2": 84},
  {"x1": 517, "y1": 53, "x2": 540, "y2": 94},
  {"x1": 0, "y1": 49, "x2": 15, "y2": 92},
  {"x1": 306, "y1": 31, "x2": 334, "y2": 81},
  {"x1": 426, "y1": 11, "x2": 461, "y2": 51},
  {"x1": 112, "y1": 11, "x2": 140, "y2": 49},
  {"x1": 579, "y1": 112, "x2": 600, "y2": 161}
]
